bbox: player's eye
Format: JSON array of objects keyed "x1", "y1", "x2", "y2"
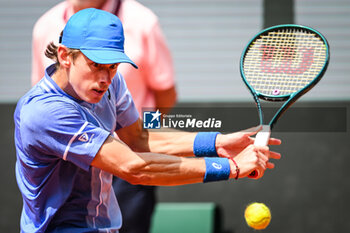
[
  {"x1": 110, "y1": 64, "x2": 118, "y2": 70},
  {"x1": 93, "y1": 63, "x2": 99, "y2": 68}
]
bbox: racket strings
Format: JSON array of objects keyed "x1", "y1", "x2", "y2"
[{"x1": 243, "y1": 28, "x2": 327, "y2": 96}]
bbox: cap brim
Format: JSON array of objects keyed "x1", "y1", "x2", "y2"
[{"x1": 81, "y1": 49, "x2": 138, "y2": 69}]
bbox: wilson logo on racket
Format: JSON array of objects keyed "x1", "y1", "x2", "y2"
[{"x1": 260, "y1": 45, "x2": 315, "y2": 74}]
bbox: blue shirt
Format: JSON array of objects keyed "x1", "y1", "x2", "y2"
[{"x1": 14, "y1": 64, "x2": 139, "y2": 233}]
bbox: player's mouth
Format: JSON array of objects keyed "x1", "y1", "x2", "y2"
[{"x1": 92, "y1": 88, "x2": 107, "y2": 97}]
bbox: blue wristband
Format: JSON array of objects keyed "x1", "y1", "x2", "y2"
[
  {"x1": 193, "y1": 132, "x2": 220, "y2": 157},
  {"x1": 203, "y1": 157, "x2": 230, "y2": 183}
]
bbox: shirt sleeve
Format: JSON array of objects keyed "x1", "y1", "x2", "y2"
[{"x1": 20, "y1": 97, "x2": 110, "y2": 171}]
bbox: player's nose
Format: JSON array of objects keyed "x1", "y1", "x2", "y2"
[{"x1": 97, "y1": 69, "x2": 113, "y2": 85}]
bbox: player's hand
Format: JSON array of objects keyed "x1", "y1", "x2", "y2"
[
  {"x1": 232, "y1": 144, "x2": 281, "y2": 179},
  {"x1": 216, "y1": 126, "x2": 281, "y2": 159}
]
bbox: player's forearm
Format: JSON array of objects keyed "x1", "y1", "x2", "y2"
[
  {"x1": 126, "y1": 152, "x2": 241, "y2": 186},
  {"x1": 116, "y1": 119, "x2": 194, "y2": 156},
  {"x1": 92, "y1": 136, "x2": 238, "y2": 185},
  {"x1": 92, "y1": 136, "x2": 199, "y2": 185},
  {"x1": 125, "y1": 153, "x2": 205, "y2": 186},
  {"x1": 147, "y1": 131, "x2": 196, "y2": 157},
  {"x1": 117, "y1": 119, "x2": 203, "y2": 157},
  {"x1": 153, "y1": 86, "x2": 177, "y2": 113}
]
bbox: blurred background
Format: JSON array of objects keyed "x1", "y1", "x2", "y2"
[{"x1": 0, "y1": 0, "x2": 349, "y2": 232}]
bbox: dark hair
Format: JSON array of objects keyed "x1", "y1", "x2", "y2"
[{"x1": 44, "y1": 31, "x2": 80, "y2": 69}]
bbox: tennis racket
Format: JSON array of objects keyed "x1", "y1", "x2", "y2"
[{"x1": 240, "y1": 24, "x2": 330, "y2": 178}]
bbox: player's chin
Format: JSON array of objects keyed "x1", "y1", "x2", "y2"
[
  {"x1": 87, "y1": 90, "x2": 106, "y2": 103},
  {"x1": 83, "y1": 95, "x2": 103, "y2": 104}
]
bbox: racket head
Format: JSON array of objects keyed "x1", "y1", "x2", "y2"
[{"x1": 240, "y1": 24, "x2": 330, "y2": 102}]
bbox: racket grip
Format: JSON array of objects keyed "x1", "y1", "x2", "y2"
[
  {"x1": 248, "y1": 125, "x2": 271, "y2": 178},
  {"x1": 254, "y1": 125, "x2": 271, "y2": 146}
]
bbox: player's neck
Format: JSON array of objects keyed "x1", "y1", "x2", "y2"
[
  {"x1": 71, "y1": 0, "x2": 108, "y2": 13},
  {"x1": 52, "y1": 68, "x2": 70, "y2": 93},
  {"x1": 52, "y1": 68, "x2": 83, "y2": 101}
]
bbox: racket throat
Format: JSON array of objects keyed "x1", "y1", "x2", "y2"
[{"x1": 254, "y1": 125, "x2": 271, "y2": 146}]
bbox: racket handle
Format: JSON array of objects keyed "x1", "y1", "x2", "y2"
[
  {"x1": 254, "y1": 125, "x2": 271, "y2": 146},
  {"x1": 248, "y1": 125, "x2": 271, "y2": 178}
]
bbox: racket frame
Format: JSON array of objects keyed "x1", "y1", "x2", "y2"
[
  {"x1": 239, "y1": 24, "x2": 330, "y2": 178},
  {"x1": 240, "y1": 24, "x2": 330, "y2": 129}
]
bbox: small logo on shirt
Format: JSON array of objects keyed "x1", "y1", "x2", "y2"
[
  {"x1": 212, "y1": 162, "x2": 222, "y2": 170},
  {"x1": 78, "y1": 133, "x2": 90, "y2": 142},
  {"x1": 143, "y1": 110, "x2": 161, "y2": 129}
]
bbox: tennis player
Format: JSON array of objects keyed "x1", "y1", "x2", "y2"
[
  {"x1": 32, "y1": 2, "x2": 177, "y2": 232},
  {"x1": 14, "y1": 8, "x2": 281, "y2": 233}
]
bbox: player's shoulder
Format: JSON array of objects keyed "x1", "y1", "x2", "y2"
[
  {"x1": 121, "y1": 0, "x2": 158, "y2": 28},
  {"x1": 17, "y1": 89, "x2": 78, "y2": 123},
  {"x1": 123, "y1": 0, "x2": 156, "y2": 16}
]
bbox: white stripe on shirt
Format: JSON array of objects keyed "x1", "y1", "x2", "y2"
[
  {"x1": 44, "y1": 78, "x2": 59, "y2": 94},
  {"x1": 40, "y1": 83, "x2": 50, "y2": 93},
  {"x1": 63, "y1": 121, "x2": 89, "y2": 160}
]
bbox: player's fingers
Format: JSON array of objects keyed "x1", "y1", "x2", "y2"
[
  {"x1": 255, "y1": 146, "x2": 281, "y2": 159},
  {"x1": 259, "y1": 159, "x2": 267, "y2": 170},
  {"x1": 269, "y1": 151, "x2": 281, "y2": 160},
  {"x1": 257, "y1": 150, "x2": 269, "y2": 163},
  {"x1": 266, "y1": 162, "x2": 275, "y2": 169},
  {"x1": 254, "y1": 145, "x2": 269, "y2": 154},
  {"x1": 268, "y1": 138, "x2": 281, "y2": 145}
]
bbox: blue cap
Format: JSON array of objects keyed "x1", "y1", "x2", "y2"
[{"x1": 61, "y1": 8, "x2": 137, "y2": 68}]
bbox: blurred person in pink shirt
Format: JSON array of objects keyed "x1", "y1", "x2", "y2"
[{"x1": 31, "y1": 1, "x2": 177, "y2": 232}]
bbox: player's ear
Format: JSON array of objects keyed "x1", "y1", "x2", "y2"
[{"x1": 57, "y1": 45, "x2": 71, "y2": 68}]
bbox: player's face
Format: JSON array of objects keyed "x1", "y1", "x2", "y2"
[{"x1": 67, "y1": 53, "x2": 119, "y2": 103}]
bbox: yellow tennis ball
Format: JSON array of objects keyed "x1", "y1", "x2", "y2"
[{"x1": 244, "y1": 202, "x2": 271, "y2": 230}]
